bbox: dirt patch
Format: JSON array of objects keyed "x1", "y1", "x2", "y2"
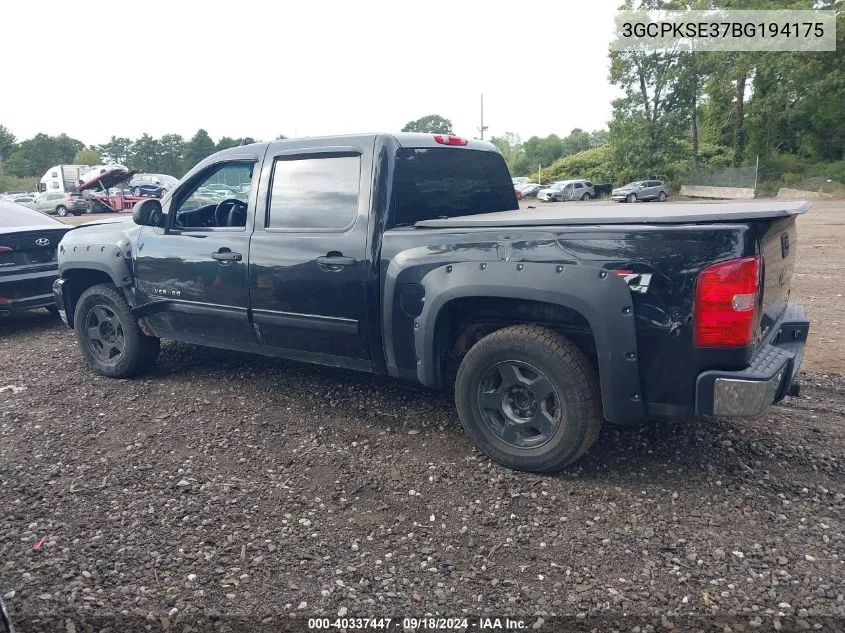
[{"x1": 791, "y1": 199, "x2": 845, "y2": 374}]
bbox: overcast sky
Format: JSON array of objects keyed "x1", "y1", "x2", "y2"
[{"x1": 2, "y1": 0, "x2": 621, "y2": 146}]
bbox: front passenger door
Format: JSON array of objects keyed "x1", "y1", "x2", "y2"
[{"x1": 133, "y1": 160, "x2": 259, "y2": 348}]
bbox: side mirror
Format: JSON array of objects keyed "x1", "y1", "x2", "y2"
[{"x1": 132, "y1": 198, "x2": 164, "y2": 228}]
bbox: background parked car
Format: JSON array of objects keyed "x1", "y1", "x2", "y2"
[
  {"x1": 537, "y1": 179, "x2": 595, "y2": 201},
  {"x1": 0, "y1": 201, "x2": 71, "y2": 316},
  {"x1": 611, "y1": 180, "x2": 669, "y2": 203},
  {"x1": 129, "y1": 173, "x2": 179, "y2": 197},
  {"x1": 5, "y1": 195, "x2": 35, "y2": 205},
  {"x1": 0, "y1": 191, "x2": 29, "y2": 201},
  {"x1": 517, "y1": 183, "x2": 545, "y2": 198},
  {"x1": 205, "y1": 183, "x2": 236, "y2": 198},
  {"x1": 26, "y1": 192, "x2": 89, "y2": 217}
]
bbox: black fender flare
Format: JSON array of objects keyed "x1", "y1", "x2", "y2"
[{"x1": 413, "y1": 261, "x2": 646, "y2": 425}]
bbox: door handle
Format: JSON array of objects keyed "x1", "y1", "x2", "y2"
[
  {"x1": 317, "y1": 255, "x2": 356, "y2": 267},
  {"x1": 212, "y1": 250, "x2": 242, "y2": 264}
]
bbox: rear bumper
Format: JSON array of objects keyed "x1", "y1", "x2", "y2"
[
  {"x1": 695, "y1": 304, "x2": 809, "y2": 417},
  {"x1": 0, "y1": 269, "x2": 59, "y2": 315}
]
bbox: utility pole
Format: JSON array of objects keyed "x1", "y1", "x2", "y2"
[{"x1": 478, "y1": 94, "x2": 488, "y2": 140}]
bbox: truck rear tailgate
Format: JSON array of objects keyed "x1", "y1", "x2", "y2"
[{"x1": 757, "y1": 215, "x2": 798, "y2": 341}]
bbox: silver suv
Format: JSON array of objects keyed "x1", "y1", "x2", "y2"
[
  {"x1": 611, "y1": 180, "x2": 669, "y2": 203},
  {"x1": 537, "y1": 179, "x2": 595, "y2": 202}
]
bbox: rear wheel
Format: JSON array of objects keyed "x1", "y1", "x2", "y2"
[
  {"x1": 74, "y1": 283, "x2": 160, "y2": 378},
  {"x1": 455, "y1": 325, "x2": 603, "y2": 473},
  {"x1": 581, "y1": 193, "x2": 591, "y2": 201},
  {"x1": 626, "y1": 193, "x2": 637, "y2": 203},
  {"x1": 56, "y1": 205, "x2": 68, "y2": 217},
  {"x1": 657, "y1": 191, "x2": 667, "y2": 202},
  {"x1": 133, "y1": 187, "x2": 142, "y2": 196}
]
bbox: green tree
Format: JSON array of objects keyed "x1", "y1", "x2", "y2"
[
  {"x1": 561, "y1": 128, "x2": 593, "y2": 157},
  {"x1": 130, "y1": 134, "x2": 163, "y2": 172},
  {"x1": 3, "y1": 133, "x2": 84, "y2": 177},
  {"x1": 158, "y1": 134, "x2": 186, "y2": 176},
  {"x1": 401, "y1": 115, "x2": 453, "y2": 134},
  {"x1": 489, "y1": 133, "x2": 525, "y2": 174},
  {"x1": 0, "y1": 125, "x2": 16, "y2": 163},
  {"x1": 216, "y1": 136, "x2": 240, "y2": 151},
  {"x1": 185, "y1": 129, "x2": 217, "y2": 166},
  {"x1": 97, "y1": 136, "x2": 134, "y2": 165},
  {"x1": 74, "y1": 147, "x2": 102, "y2": 165}
]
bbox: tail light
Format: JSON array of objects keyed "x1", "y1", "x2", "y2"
[
  {"x1": 0, "y1": 247, "x2": 11, "y2": 254},
  {"x1": 694, "y1": 255, "x2": 761, "y2": 348},
  {"x1": 433, "y1": 135, "x2": 468, "y2": 146}
]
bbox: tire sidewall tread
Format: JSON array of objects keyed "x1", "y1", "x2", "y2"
[
  {"x1": 73, "y1": 283, "x2": 159, "y2": 378},
  {"x1": 455, "y1": 324, "x2": 603, "y2": 473}
]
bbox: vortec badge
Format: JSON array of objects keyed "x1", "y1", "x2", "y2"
[{"x1": 35, "y1": 238, "x2": 50, "y2": 246}]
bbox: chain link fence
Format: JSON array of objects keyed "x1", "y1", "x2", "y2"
[
  {"x1": 683, "y1": 165, "x2": 757, "y2": 189},
  {"x1": 683, "y1": 164, "x2": 758, "y2": 189}
]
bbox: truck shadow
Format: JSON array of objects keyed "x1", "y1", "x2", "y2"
[
  {"x1": 0, "y1": 309, "x2": 65, "y2": 338},
  {"x1": 155, "y1": 342, "x2": 752, "y2": 482}
]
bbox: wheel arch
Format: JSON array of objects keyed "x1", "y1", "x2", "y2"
[
  {"x1": 58, "y1": 266, "x2": 122, "y2": 328},
  {"x1": 414, "y1": 262, "x2": 647, "y2": 425}
]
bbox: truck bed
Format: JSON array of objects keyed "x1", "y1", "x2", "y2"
[{"x1": 414, "y1": 201, "x2": 811, "y2": 228}]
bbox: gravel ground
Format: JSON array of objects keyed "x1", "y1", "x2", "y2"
[
  {"x1": 5, "y1": 199, "x2": 844, "y2": 631},
  {"x1": 1, "y1": 311, "x2": 844, "y2": 632}
]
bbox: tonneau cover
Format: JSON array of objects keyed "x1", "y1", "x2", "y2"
[{"x1": 414, "y1": 201, "x2": 811, "y2": 228}]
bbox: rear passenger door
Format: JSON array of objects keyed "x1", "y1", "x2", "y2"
[{"x1": 248, "y1": 138, "x2": 374, "y2": 369}]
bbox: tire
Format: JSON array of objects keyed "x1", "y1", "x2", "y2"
[
  {"x1": 626, "y1": 193, "x2": 637, "y2": 203},
  {"x1": 581, "y1": 193, "x2": 591, "y2": 201},
  {"x1": 133, "y1": 187, "x2": 142, "y2": 196},
  {"x1": 56, "y1": 205, "x2": 68, "y2": 217},
  {"x1": 84, "y1": 205, "x2": 94, "y2": 214},
  {"x1": 657, "y1": 191, "x2": 667, "y2": 202},
  {"x1": 73, "y1": 283, "x2": 160, "y2": 378},
  {"x1": 455, "y1": 325, "x2": 603, "y2": 473}
]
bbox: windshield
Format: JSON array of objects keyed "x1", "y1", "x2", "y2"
[
  {"x1": 623, "y1": 181, "x2": 644, "y2": 188},
  {"x1": 392, "y1": 148, "x2": 517, "y2": 226}
]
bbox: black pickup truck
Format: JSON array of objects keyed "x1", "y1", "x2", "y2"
[{"x1": 53, "y1": 133, "x2": 810, "y2": 472}]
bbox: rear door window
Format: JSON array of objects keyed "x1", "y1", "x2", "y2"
[
  {"x1": 267, "y1": 155, "x2": 361, "y2": 230},
  {"x1": 392, "y1": 148, "x2": 517, "y2": 226}
]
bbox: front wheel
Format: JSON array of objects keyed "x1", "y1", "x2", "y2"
[
  {"x1": 133, "y1": 187, "x2": 142, "y2": 196},
  {"x1": 74, "y1": 283, "x2": 160, "y2": 378},
  {"x1": 626, "y1": 193, "x2": 637, "y2": 203},
  {"x1": 455, "y1": 325, "x2": 603, "y2": 473}
]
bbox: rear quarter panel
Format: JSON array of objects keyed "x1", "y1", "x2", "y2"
[{"x1": 380, "y1": 222, "x2": 759, "y2": 418}]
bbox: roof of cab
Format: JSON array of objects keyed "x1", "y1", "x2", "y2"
[{"x1": 209, "y1": 133, "x2": 498, "y2": 161}]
